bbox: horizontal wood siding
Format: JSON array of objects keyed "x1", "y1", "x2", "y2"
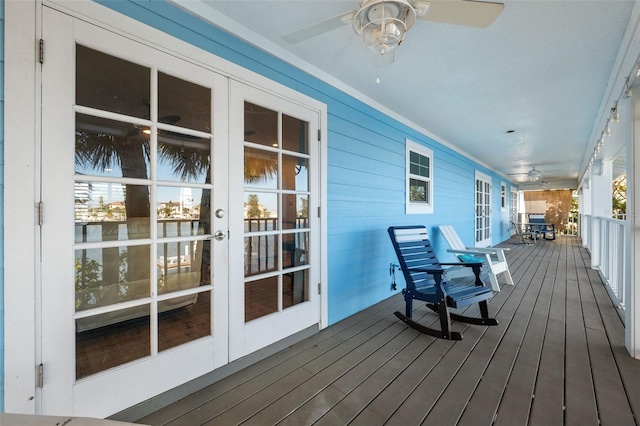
[{"x1": 97, "y1": 0, "x2": 519, "y2": 325}]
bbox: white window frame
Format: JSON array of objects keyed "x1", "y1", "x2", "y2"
[
  {"x1": 501, "y1": 181, "x2": 507, "y2": 212},
  {"x1": 406, "y1": 139, "x2": 434, "y2": 214}
]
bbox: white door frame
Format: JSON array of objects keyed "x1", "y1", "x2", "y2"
[{"x1": 4, "y1": 0, "x2": 328, "y2": 416}]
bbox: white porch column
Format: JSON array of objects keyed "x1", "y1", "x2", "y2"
[
  {"x1": 579, "y1": 175, "x2": 593, "y2": 247},
  {"x1": 627, "y1": 89, "x2": 640, "y2": 358},
  {"x1": 590, "y1": 159, "x2": 613, "y2": 269}
]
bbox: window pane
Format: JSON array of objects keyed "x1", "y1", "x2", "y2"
[
  {"x1": 157, "y1": 240, "x2": 206, "y2": 295},
  {"x1": 244, "y1": 102, "x2": 278, "y2": 147},
  {"x1": 158, "y1": 291, "x2": 211, "y2": 351},
  {"x1": 244, "y1": 192, "x2": 278, "y2": 227},
  {"x1": 409, "y1": 178, "x2": 428, "y2": 203},
  {"x1": 283, "y1": 155, "x2": 308, "y2": 191},
  {"x1": 282, "y1": 114, "x2": 308, "y2": 154},
  {"x1": 245, "y1": 277, "x2": 278, "y2": 322},
  {"x1": 245, "y1": 147, "x2": 278, "y2": 189},
  {"x1": 409, "y1": 151, "x2": 429, "y2": 178},
  {"x1": 76, "y1": 45, "x2": 150, "y2": 119},
  {"x1": 157, "y1": 186, "x2": 204, "y2": 225},
  {"x1": 158, "y1": 72, "x2": 211, "y2": 133},
  {"x1": 282, "y1": 232, "x2": 309, "y2": 269},
  {"x1": 76, "y1": 304, "x2": 150, "y2": 379},
  {"x1": 75, "y1": 113, "x2": 150, "y2": 178},
  {"x1": 75, "y1": 245, "x2": 151, "y2": 312},
  {"x1": 282, "y1": 194, "x2": 308, "y2": 229},
  {"x1": 157, "y1": 131, "x2": 211, "y2": 183},
  {"x1": 245, "y1": 235, "x2": 279, "y2": 276},
  {"x1": 75, "y1": 182, "x2": 150, "y2": 242},
  {"x1": 283, "y1": 269, "x2": 308, "y2": 309}
]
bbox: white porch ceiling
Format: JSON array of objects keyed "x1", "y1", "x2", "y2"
[{"x1": 171, "y1": 0, "x2": 638, "y2": 190}]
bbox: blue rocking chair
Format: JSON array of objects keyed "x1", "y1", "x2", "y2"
[{"x1": 388, "y1": 226, "x2": 498, "y2": 340}]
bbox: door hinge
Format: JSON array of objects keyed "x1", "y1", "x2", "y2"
[
  {"x1": 36, "y1": 363, "x2": 44, "y2": 388},
  {"x1": 317, "y1": 129, "x2": 321, "y2": 141},
  {"x1": 37, "y1": 201, "x2": 44, "y2": 226},
  {"x1": 318, "y1": 283, "x2": 321, "y2": 295},
  {"x1": 39, "y1": 39, "x2": 45, "y2": 64}
]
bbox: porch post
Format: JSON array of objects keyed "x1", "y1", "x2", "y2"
[
  {"x1": 579, "y1": 176, "x2": 593, "y2": 248},
  {"x1": 590, "y1": 159, "x2": 613, "y2": 269},
  {"x1": 627, "y1": 89, "x2": 640, "y2": 358}
]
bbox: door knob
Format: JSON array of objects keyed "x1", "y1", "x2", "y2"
[{"x1": 214, "y1": 230, "x2": 226, "y2": 241}]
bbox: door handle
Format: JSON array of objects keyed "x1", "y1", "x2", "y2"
[{"x1": 214, "y1": 230, "x2": 226, "y2": 241}]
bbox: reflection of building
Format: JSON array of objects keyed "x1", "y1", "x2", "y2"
[
  {"x1": 74, "y1": 182, "x2": 90, "y2": 221},
  {"x1": 180, "y1": 187, "x2": 193, "y2": 211}
]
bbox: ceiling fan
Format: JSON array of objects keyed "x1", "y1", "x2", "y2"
[{"x1": 282, "y1": 0, "x2": 504, "y2": 56}]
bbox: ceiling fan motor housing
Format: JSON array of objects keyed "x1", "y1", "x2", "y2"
[{"x1": 353, "y1": 0, "x2": 417, "y2": 55}]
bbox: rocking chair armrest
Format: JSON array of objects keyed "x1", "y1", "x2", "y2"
[
  {"x1": 447, "y1": 248, "x2": 489, "y2": 256},
  {"x1": 405, "y1": 267, "x2": 445, "y2": 275},
  {"x1": 440, "y1": 262, "x2": 484, "y2": 267},
  {"x1": 463, "y1": 247, "x2": 510, "y2": 253}
]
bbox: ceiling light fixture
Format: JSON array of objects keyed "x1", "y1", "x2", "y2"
[
  {"x1": 352, "y1": 0, "x2": 428, "y2": 57},
  {"x1": 612, "y1": 106, "x2": 619, "y2": 123},
  {"x1": 527, "y1": 165, "x2": 542, "y2": 182}
]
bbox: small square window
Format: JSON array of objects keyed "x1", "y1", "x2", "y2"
[{"x1": 406, "y1": 139, "x2": 433, "y2": 214}]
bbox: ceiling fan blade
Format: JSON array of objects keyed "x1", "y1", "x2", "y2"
[
  {"x1": 420, "y1": 0, "x2": 504, "y2": 28},
  {"x1": 282, "y1": 11, "x2": 355, "y2": 44}
]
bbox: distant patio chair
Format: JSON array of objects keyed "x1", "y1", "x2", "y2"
[
  {"x1": 388, "y1": 225, "x2": 498, "y2": 340},
  {"x1": 439, "y1": 225, "x2": 514, "y2": 292},
  {"x1": 510, "y1": 221, "x2": 536, "y2": 245},
  {"x1": 528, "y1": 214, "x2": 557, "y2": 240}
]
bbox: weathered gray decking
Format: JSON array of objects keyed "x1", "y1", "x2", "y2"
[{"x1": 136, "y1": 236, "x2": 640, "y2": 426}]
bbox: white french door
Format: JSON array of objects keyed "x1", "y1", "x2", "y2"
[
  {"x1": 40, "y1": 7, "x2": 321, "y2": 417},
  {"x1": 41, "y1": 9, "x2": 229, "y2": 416},
  {"x1": 475, "y1": 171, "x2": 492, "y2": 247},
  {"x1": 228, "y1": 82, "x2": 321, "y2": 361}
]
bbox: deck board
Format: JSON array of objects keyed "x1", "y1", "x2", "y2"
[{"x1": 135, "y1": 236, "x2": 640, "y2": 426}]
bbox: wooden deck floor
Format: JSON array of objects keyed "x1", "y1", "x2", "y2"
[{"x1": 136, "y1": 236, "x2": 640, "y2": 426}]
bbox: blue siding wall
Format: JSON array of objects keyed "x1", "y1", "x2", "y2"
[
  {"x1": 96, "y1": 0, "x2": 515, "y2": 325},
  {"x1": 1, "y1": 0, "x2": 5, "y2": 413}
]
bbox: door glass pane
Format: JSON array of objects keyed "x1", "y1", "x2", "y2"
[
  {"x1": 156, "y1": 186, "x2": 205, "y2": 225},
  {"x1": 282, "y1": 114, "x2": 308, "y2": 154},
  {"x1": 158, "y1": 72, "x2": 211, "y2": 132},
  {"x1": 75, "y1": 245, "x2": 151, "y2": 312},
  {"x1": 244, "y1": 192, "x2": 278, "y2": 227},
  {"x1": 75, "y1": 182, "x2": 150, "y2": 242},
  {"x1": 76, "y1": 304, "x2": 150, "y2": 379},
  {"x1": 157, "y1": 240, "x2": 206, "y2": 295},
  {"x1": 282, "y1": 155, "x2": 308, "y2": 191},
  {"x1": 158, "y1": 291, "x2": 211, "y2": 351},
  {"x1": 75, "y1": 114, "x2": 150, "y2": 178},
  {"x1": 245, "y1": 277, "x2": 278, "y2": 321},
  {"x1": 282, "y1": 232, "x2": 309, "y2": 269},
  {"x1": 244, "y1": 235, "x2": 279, "y2": 276},
  {"x1": 283, "y1": 269, "x2": 308, "y2": 309},
  {"x1": 245, "y1": 147, "x2": 278, "y2": 189},
  {"x1": 244, "y1": 102, "x2": 278, "y2": 147},
  {"x1": 282, "y1": 194, "x2": 308, "y2": 229},
  {"x1": 76, "y1": 45, "x2": 150, "y2": 119},
  {"x1": 157, "y1": 131, "x2": 211, "y2": 183}
]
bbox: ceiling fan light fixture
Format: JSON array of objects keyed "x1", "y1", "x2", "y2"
[
  {"x1": 527, "y1": 166, "x2": 542, "y2": 182},
  {"x1": 353, "y1": 0, "x2": 416, "y2": 56}
]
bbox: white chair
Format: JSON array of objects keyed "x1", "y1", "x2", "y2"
[{"x1": 439, "y1": 225, "x2": 514, "y2": 292}]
